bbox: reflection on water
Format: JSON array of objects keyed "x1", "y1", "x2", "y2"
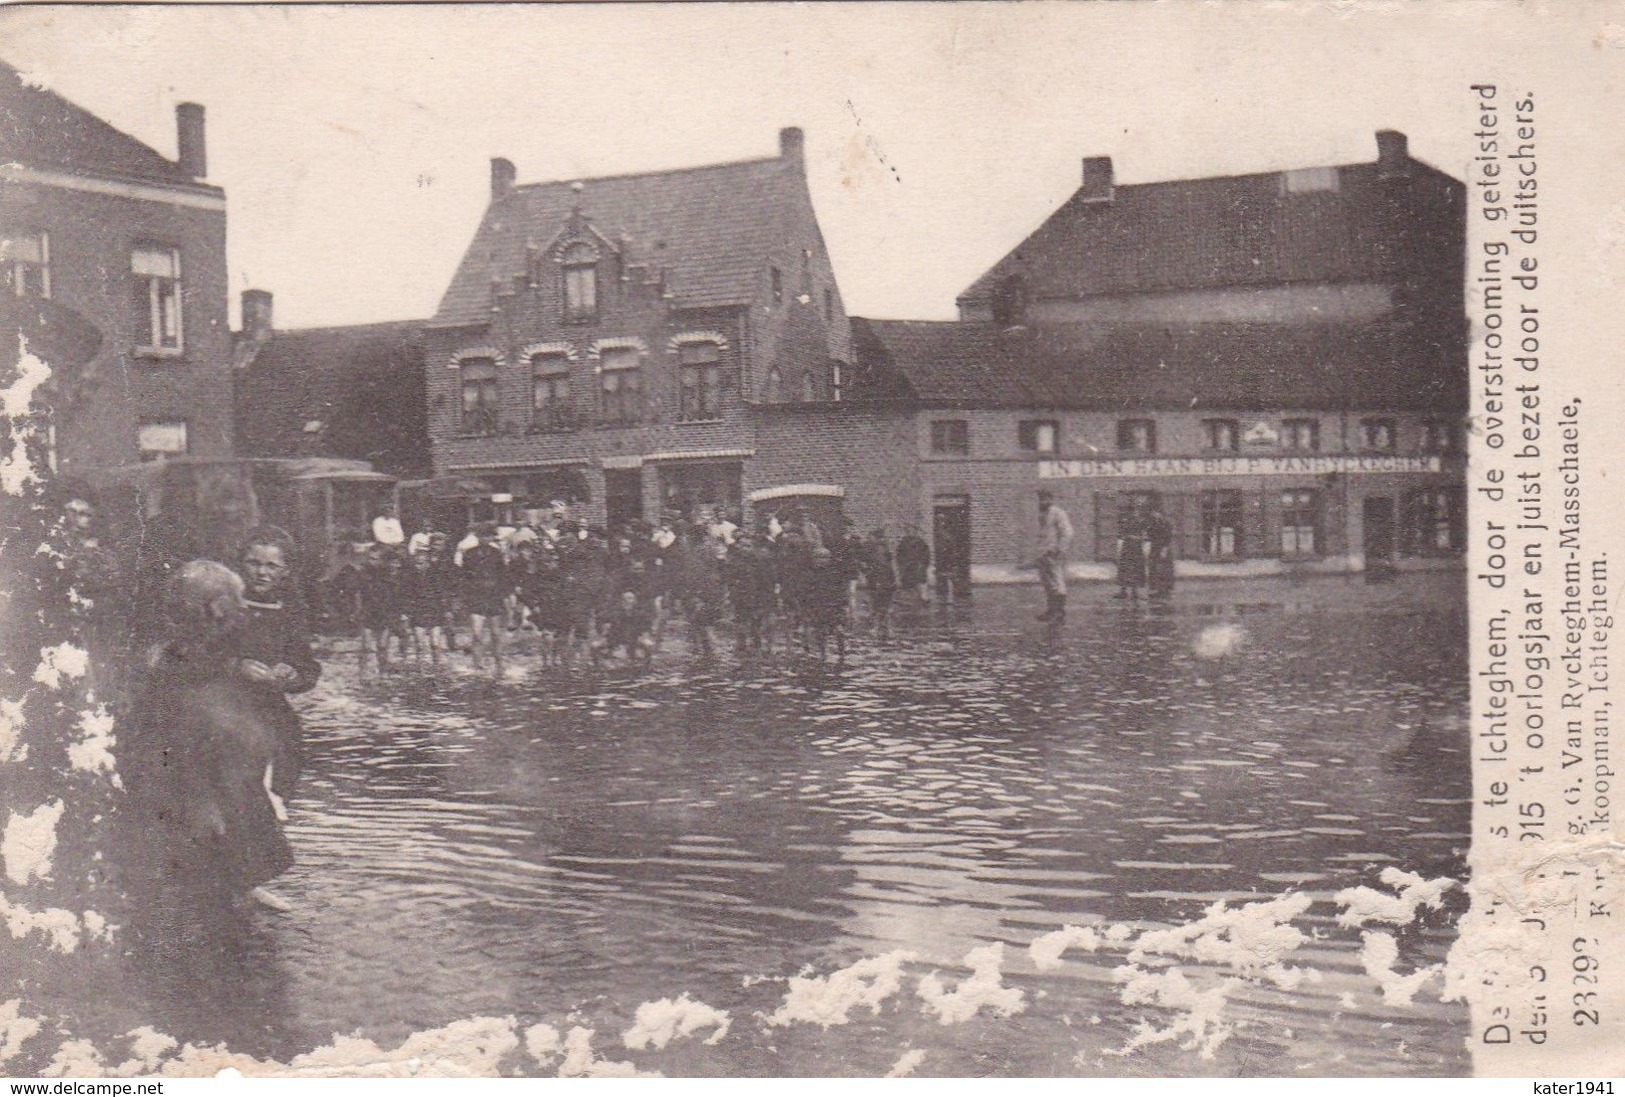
[{"x1": 118, "y1": 577, "x2": 1469, "y2": 1076}]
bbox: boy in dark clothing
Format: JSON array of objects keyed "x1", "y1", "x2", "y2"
[
  {"x1": 460, "y1": 524, "x2": 508, "y2": 675},
  {"x1": 726, "y1": 532, "x2": 777, "y2": 655},
  {"x1": 591, "y1": 588, "x2": 656, "y2": 669},
  {"x1": 861, "y1": 528, "x2": 899, "y2": 640},
  {"x1": 895, "y1": 527, "x2": 931, "y2": 603},
  {"x1": 237, "y1": 528, "x2": 321, "y2": 803},
  {"x1": 358, "y1": 544, "x2": 407, "y2": 676}
]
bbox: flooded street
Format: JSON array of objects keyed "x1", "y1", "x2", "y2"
[{"x1": 116, "y1": 574, "x2": 1470, "y2": 1076}]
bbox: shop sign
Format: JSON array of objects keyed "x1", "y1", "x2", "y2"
[{"x1": 1037, "y1": 454, "x2": 1445, "y2": 479}]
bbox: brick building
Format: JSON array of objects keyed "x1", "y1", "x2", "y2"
[
  {"x1": 424, "y1": 127, "x2": 852, "y2": 529},
  {"x1": 0, "y1": 61, "x2": 233, "y2": 475},
  {"x1": 804, "y1": 130, "x2": 1468, "y2": 583}
]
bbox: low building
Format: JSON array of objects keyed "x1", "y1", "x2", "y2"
[
  {"x1": 232, "y1": 290, "x2": 430, "y2": 480},
  {"x1": 424, "y1": 127, "x2": 852, "y2": 529},
  {"x1": 0, "y1": 60, "x2": 233, "y2": 475},
  {"x1": 844, "y1": 317, "x2": 1465, "y2": 582}
]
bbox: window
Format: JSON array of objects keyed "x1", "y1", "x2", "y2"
[
  {"x1": 830, "y1": 361, "x2": 844, "y2": 403},
  {"x1": 562, "y1": 243, "x2": 597, "y2": 322},
  {"x1": 824, "y1": 287, "x2": 834, "y2": 321},
  {"x1": 1421, "y1": 418, "x2": 1462, "y2": 454},
  {"x1": 1203, "y1": 418, "x2": 1240, "y2": 452},
  {"x1": 1280, "y1": 489, "x2": 1319, "y2": 557},
  {"x1": 1406, "y1": 488, "x2": 1465, "y2": 553},
  {"x1": 767, "y1": 367, "x2": 784, "y2": 403},
  {"x1": 930, "y1": 419, "x2": 969, "y2": 455},
  {"x1": 1117, "y1": 418, "x2": 1156, "y2": 453},
  {"x1": 1200, "y1": 489, "x2": 1243, "y2": 558},
  {"x1": 2, "y1": 231, "x2": 49, "y2": 298},
  {"x1": 459, "y1": 357, "x2": 499, "y2": 435},
  {"x1": 801, "y1": 249, "x2": 813, "y2": 295},
  {"x1": 1282, "y1": 418, "x2": 1320, "y2": 452},
  {"x1": 530, "y1": 354, "x2": 572, "y2": 432},
  {"x1": 132, "y1": 245, "x2": 182, "y2": 352},
  {"x1": 678, "y1": 341, "x2": 727, "y2": 421},
  {"x1": 1018, "y1": 419, "x2": 1060, "y2": 454},
  {"x1": 770, "y1": 266, "x2": 783, "y2": 304},
  {"x1": 1361, "y1": 417, "x2": 1397, "y2": 451},
  {"x1": 137, "y1": 420, "x2": 188, "y2": 461},
  {"x1": 800, "y1": 371, "x2": 816, "y2": 403},
  {"x1": 598, "y1": 347, "x2": 642, "y2": 425}
]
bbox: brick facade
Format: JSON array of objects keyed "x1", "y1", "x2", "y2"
[{"x1": 1, "y1": 161, "x2": 232, "y2": 475}]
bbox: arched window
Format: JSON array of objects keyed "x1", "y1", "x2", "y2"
[
  {"x1": 459, "y1": 357, "x2": 499, "y2": 435},
  {"x1": 767, "y1": 366, "x2": 783, "y2": 404},
  {"x1": 598, "y1": 346, "x2": 642, "y2": 426},
  {"x1": 801, "y1": 371, "x2": 816, "y2": 403},
  {"x1": 562, "y1": 243, "x2": 597, "y2": 322},
  {"x1": 678, "y1": 341, "x2": 729, "y2": 421},
  {"x1": 530, "y1": 353, "x2": 572, "y2": 432}
]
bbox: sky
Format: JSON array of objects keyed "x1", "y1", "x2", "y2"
[{"x1": 1, "y1": 2, "x2": 1621, "y2": 330}]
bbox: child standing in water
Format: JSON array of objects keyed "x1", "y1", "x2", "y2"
[{"x1": 236, "y1": 528, "x2": 321, "y2": 823}]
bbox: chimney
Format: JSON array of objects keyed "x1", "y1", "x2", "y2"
[
  {"x1": 1376, "y1": 129, "x2": 1409, "y2": 176},
  {"x1": 1081, "y1": 155, "x2": 1114, "y2": 202},
  {"x1": 176, "y1": 102, "x2": 207, "y2": 179},
  {"x1": 241, "y1": 289, "x2": 273, "y2": 342},
  {"x1": 490, "y1": 157, "x2": 516, "y2": 202},
  {"x1": 779, "y1": 126, "x2": 805, "y2": 164}
]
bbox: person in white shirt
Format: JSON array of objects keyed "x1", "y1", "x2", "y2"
[
  {"x1": 371, "y1": 501, "x2": 405, "y2": 546},
  {"x1": 1034, "y1": 489, "x2": 1075, "y2": 623}
]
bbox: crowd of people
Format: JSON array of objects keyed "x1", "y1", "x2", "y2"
[{"x1": 318, "y1": 504, "x2": 944, "y2": 677}]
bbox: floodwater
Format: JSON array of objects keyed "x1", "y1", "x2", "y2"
[{"x1": 113, "y1": 574, "x2": 1470, "y2": 1076}]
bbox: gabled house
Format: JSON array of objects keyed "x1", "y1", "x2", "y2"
[
  {"x1": 424, "y1": 127, "x2": 852, "y2": 529},
  {"x1": 0, "y1": 59, "x2": 233, "y2": 474}
]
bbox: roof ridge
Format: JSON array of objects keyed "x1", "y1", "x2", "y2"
[
  {"x1": 271, "y1": 318, "x2": 428, "y2": 334},
  {"x1": 512, "y1": 154, "x2": 783, "y2": 193}
]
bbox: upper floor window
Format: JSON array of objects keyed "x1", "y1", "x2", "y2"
[
  {"x1": 800, "y1": 371, "x2": 816, "y2": 403},
  {"x1": 598, "y1": 346, "x2": 642, "y2": 426},
  {"x1": 1421, "y1": 417, "x2": 1462, "y2": 454},
  {"x1": 562, "y1": 243, "x2": 598, "y2": 322},
  {"x1": 459, "y1": 357, "x2": 499, "y2": 435},
  {"x1": 770, "y1": 266, "x2": 783, "y2": 304},
  {"x1": 530, "y1": 353, "x2": 572, "y2": 432},
  {"x1": 137, "y1": 419, "x2": 188, "y2": 461},
  {"x1": 1117, "y1": 418, "x2": 1156, "y2": 453},
  {"x1": 678, "y1": 341, "x2": 727, "y2": 422},
  {"x1": 2, "y1": 231, "x2": 49, "y2": 298},
  {"x1": 1203, "y1": 418, "x2": 1240, "y2": 452},
  {"x1": 1018, "y1": 419, "x2": 1060, "y2": 454},
  {"x1": 767, "y1": 367, "x2": 784, "y2": 404},
  {"x1": 1282, "y1": 418, "x2": 1320, "y2": 452},
  {"x1": 824, "y1": 288, "x2": 834, "y2": 321},
  {"x1": 800, "y1": 249, "x2": 813, "y2": 295},
  {"x1": 1361, "y1": 417, "x2": 1397, "y2": 452},
  {"x1": 830, "y1": 361, "x2": 844, "y2": 404},
  {"x1": 930, "y1": 419, "x2": 969, "y2": 456},
  {"x1": 132, "y1": 245, "x2": 182, "y2": 353}
]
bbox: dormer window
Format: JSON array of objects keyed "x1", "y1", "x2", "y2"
[{"x1": 562, "y1": 243, "x2": 597, "y2": 322}]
